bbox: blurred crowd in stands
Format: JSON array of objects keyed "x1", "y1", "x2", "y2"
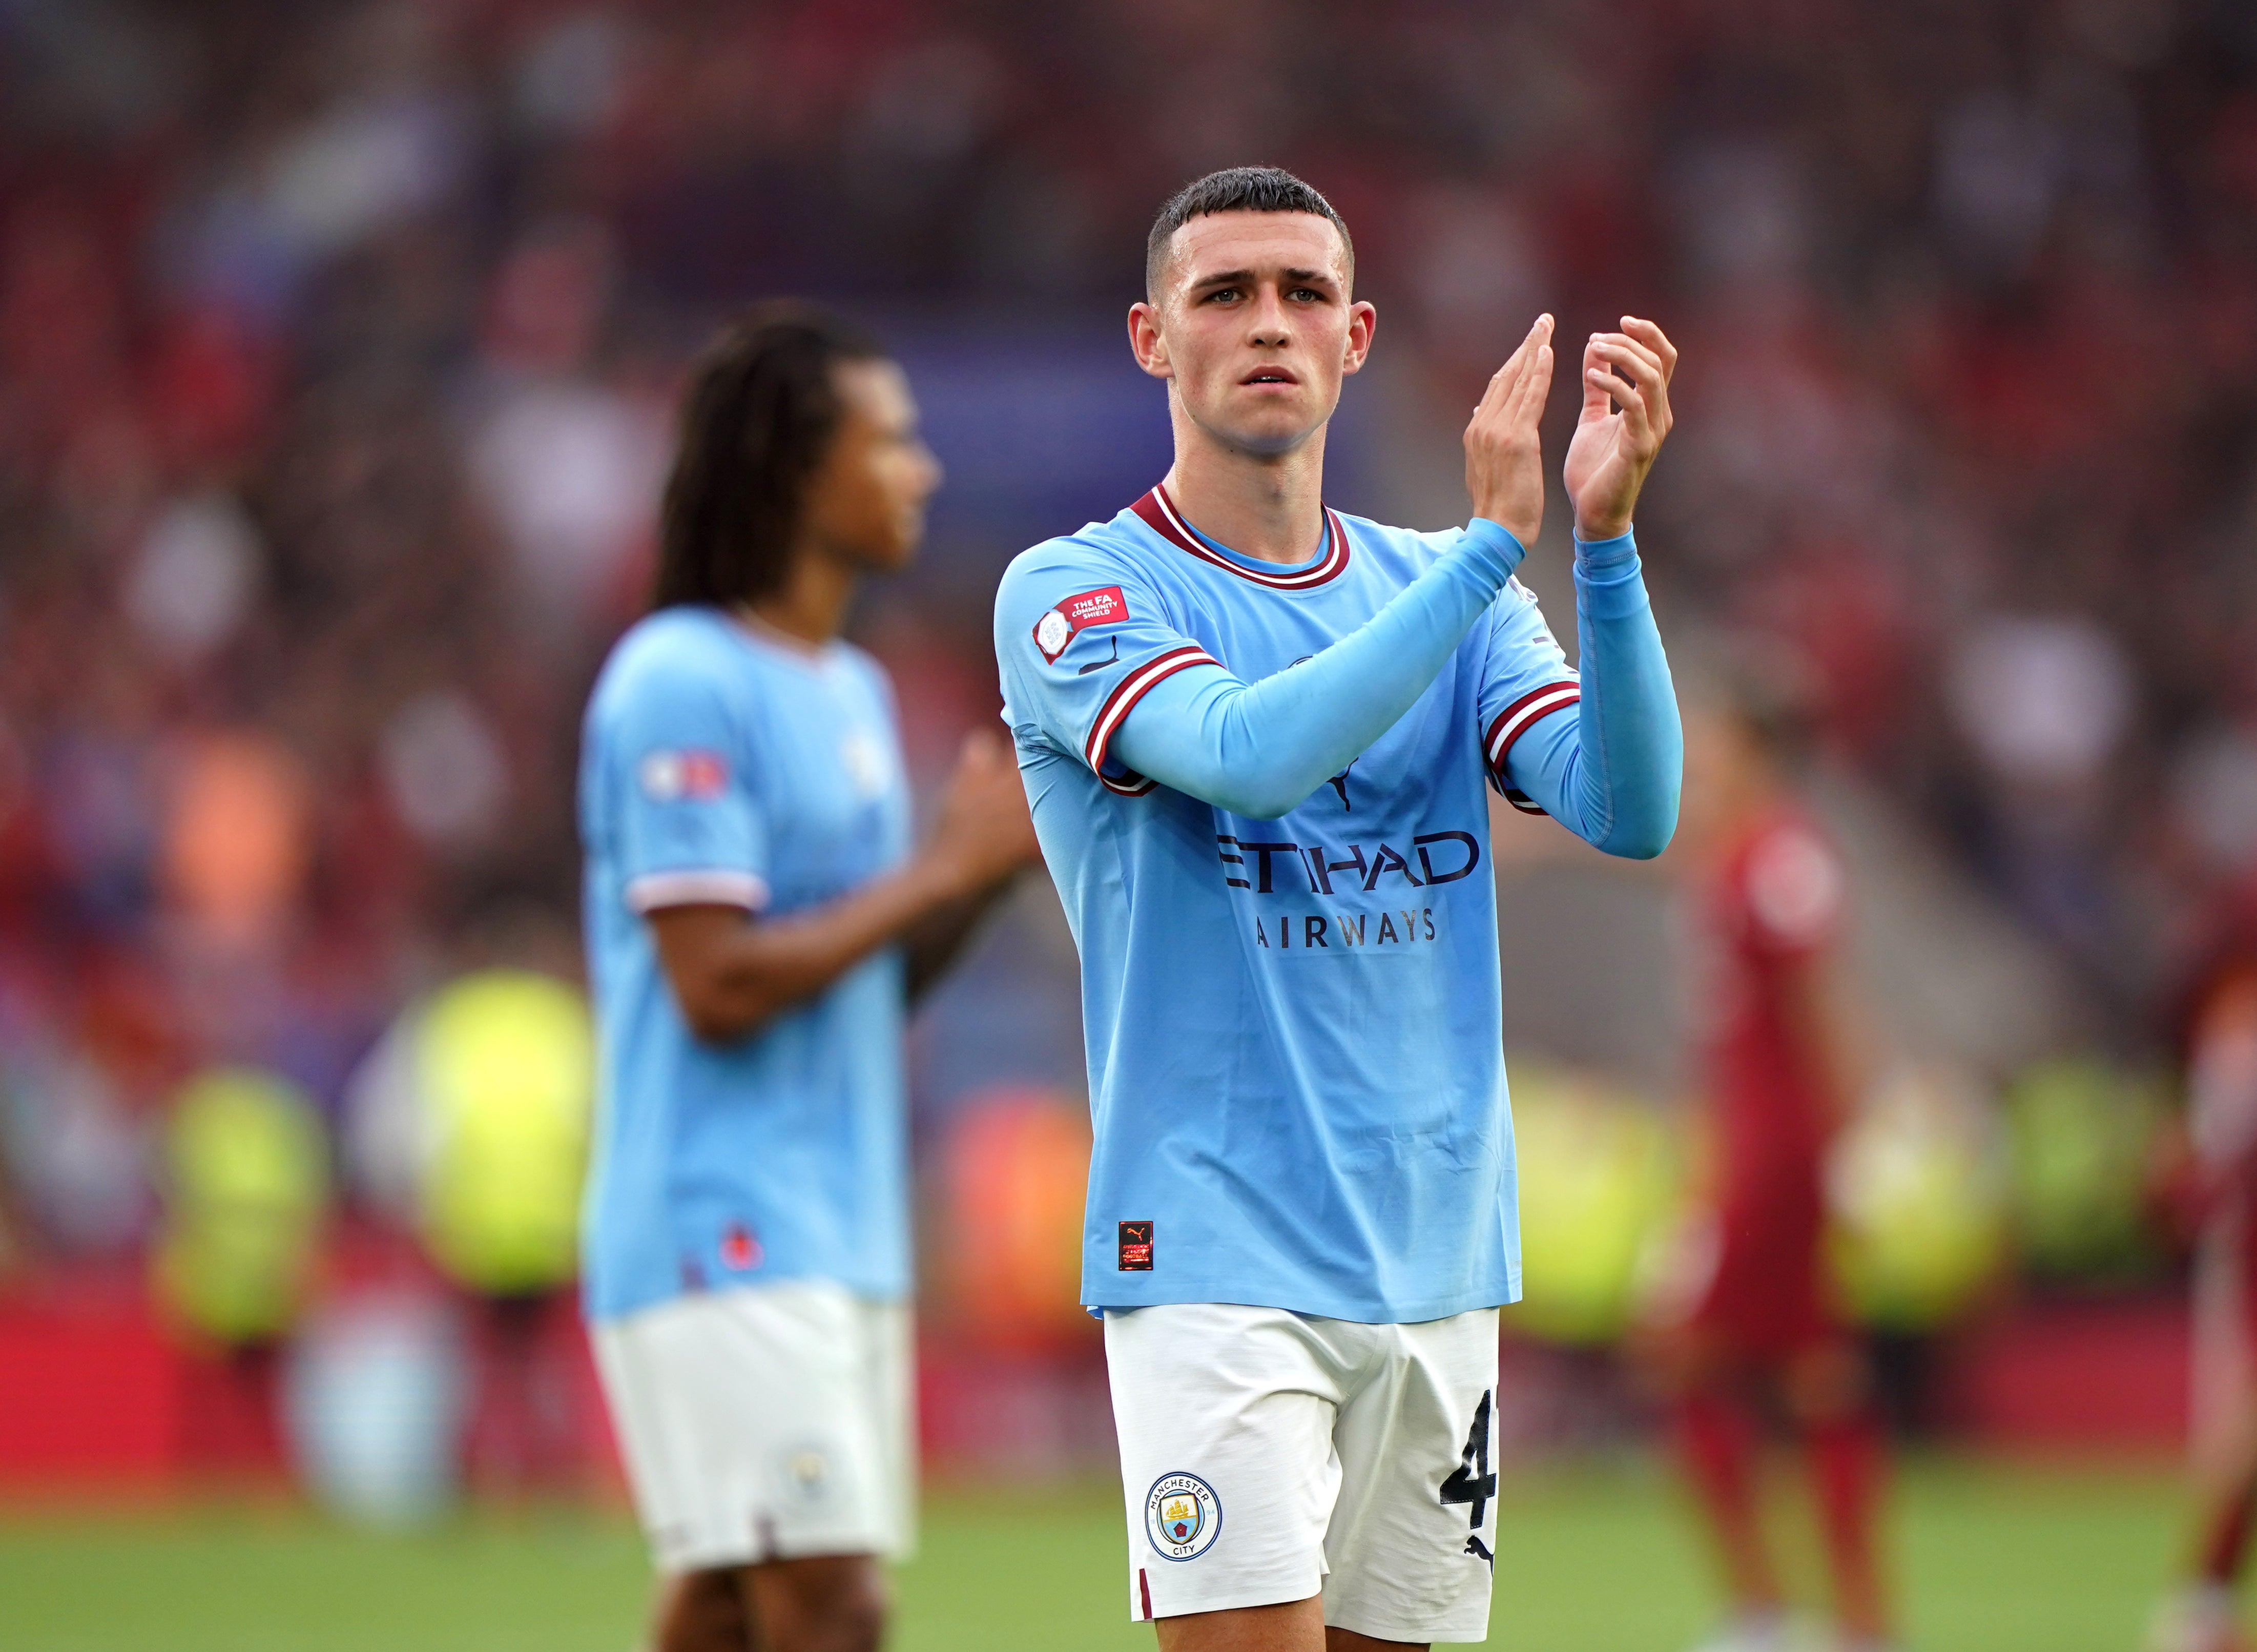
[{"x1": 2, "y1": 0, "x2": 2255, "y2": 1364}]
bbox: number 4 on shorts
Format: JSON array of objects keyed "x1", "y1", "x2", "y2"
[{"x1": 1439, "y1": 1388, "x2": 1497, "y2": 1567}]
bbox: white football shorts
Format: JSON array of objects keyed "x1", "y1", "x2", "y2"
[
  {"x1": 592, "y1": 1280, "x2": 915, "y2": 1574},
  {"x1": 1106, "y1": 1302, "x2": 1502, "y2": 1643}
]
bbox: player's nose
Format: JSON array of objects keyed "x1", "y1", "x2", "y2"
[{"x1": 1247, "y1": 285, "x2": 1293, "y2": 344}]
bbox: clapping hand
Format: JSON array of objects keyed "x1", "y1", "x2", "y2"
[
  {"x1": 1462, "y1": 314, "x2": 1556, "y2": 547},
  {"x1": 1563, "y1": 318, "x2": 1676, "y2": 542}
]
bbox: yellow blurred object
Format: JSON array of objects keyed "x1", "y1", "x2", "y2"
[
  {"x1": 1503, "y1": 1064, "x2": 1683, "y2": 1346},
  {"x1": 155, "y1": 1068, "x2": 330, "y2": 1345},
  {"x1": 415, "y1": 970, "x2": 594, "y2": 1297},
  {"x1": 1827, "y1": 1063, "x2": 2009, "y2": 1333},
  {"x1": 2004, "y1": 1056, "x2": 2163, "y2": 1284}
]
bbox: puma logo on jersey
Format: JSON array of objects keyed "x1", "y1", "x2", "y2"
[{"x1": 1118, "y1": 1220, "x2": 1154, "y2": 1270}]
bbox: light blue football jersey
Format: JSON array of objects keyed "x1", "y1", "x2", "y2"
[
  {"x1": 995, "y1": 487, "x2": 1583, "y2": 1324},
  {"x1": 577, "y1": 606, "x2": 913, "y2": 1322}
]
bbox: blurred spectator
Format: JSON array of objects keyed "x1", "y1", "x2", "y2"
[{"x1": 154, "y1": 1066, "x2": 330, "y2": 1476}]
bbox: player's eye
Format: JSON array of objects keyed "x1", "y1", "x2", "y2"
[
  {"x1": 1205, "y1": 287, "x2": 1240, "y2": 303},
  {"x1": 1290, "y1": 287, "x2": 1325, "y2": 303}
]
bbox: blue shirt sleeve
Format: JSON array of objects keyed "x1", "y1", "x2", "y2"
[
  {"x1": 605, "y1": 653, "x2": 772, "y2": 913},
  {"x1": 1472, "y1": 573, "x2": 1582, "y2": 817},
  {"x1": 1492, "y1": 531, "x2": 1682, "y2": 860},
  {"x1": 995, "y1": 539, "x2": 1221, "y2": 797},
  {"x1": 998, "y1": 519, "x2": 1530, "y2": 820}
]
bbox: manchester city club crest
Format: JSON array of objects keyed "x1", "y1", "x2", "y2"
[
  {"x1": 773, "y1": 1439, "x2": 836, "y2": 1506},
  {"x1": 1144, "y1": 1471, "x2": 1221, "y2": 1561}
]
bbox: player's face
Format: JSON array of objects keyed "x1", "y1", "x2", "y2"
[
  {"x1": 800, "y1": 359, "x2": 942, "y2": 576},
  {"x1": 1133, "y1": 212, "x2": 1375, "y2": 458}
]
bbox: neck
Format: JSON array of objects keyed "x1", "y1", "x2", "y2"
[
  {"x1": 745, "y1": 545, "x2": 856, "y2": 647},
  {"x1": 1162, "y1": 408, "x2": 1331, "y2": 565}
]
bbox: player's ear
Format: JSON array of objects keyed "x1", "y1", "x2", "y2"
[
  {"x1": 1341, "y1": 300, "x2": 1377, "y2": 377},
  {"x1": 1128, "y1": 301, "x2": 1172, "y2": 381}
]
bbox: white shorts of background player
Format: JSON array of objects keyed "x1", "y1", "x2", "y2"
[
  {"x1": 593, "y1": 1281, "x2": 915, "y2": 1574},
  {"x1": 1107, "y1": 1301, "x2": 1502, "y2": 1644}
]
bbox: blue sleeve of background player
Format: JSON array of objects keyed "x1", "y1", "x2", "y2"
[
  {"x1": 607, "y1": 654, "x2": 772, "y2": 914},
  {"x1": 1103, "y1": 519, "x2": 1528, "y2": 819},
  {"x1": 1488, "y1": 531, "x2": 1681, "y2": 860}
]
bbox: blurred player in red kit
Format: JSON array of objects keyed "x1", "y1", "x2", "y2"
[
  {"x1": 2150, "y1": 881, "x2": 2257, "y2": 1652},
  {"x1": 1644, "y1": 671, "x2": 1894, "y2": 1652}
]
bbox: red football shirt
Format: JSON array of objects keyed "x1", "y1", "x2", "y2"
[
  {"x1": 1701, "y1": 808, "x2": 1845, "y2": 1194},
  {"x1": 1684, "y1": 807, "x2": 1848, "y2": 1350}
]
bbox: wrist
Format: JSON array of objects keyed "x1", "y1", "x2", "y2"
[
  {"x1": 1463, "y1": 517, "x2": 1529, "y2": 577},
  {"x1": 1574, "y1": 522, "x2": 1635, "y2": 566},
  {"x1": 1570, "y1": 526, "x2": 1645, "y2": 614}
]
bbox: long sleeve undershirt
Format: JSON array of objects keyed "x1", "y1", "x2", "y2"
[
  {"x1": 1500, "y1": 532, "x2": 1682, "y2": 858},
  {"x1": 1108, "y1": 519, "x2": 1681, "y2": 859}
]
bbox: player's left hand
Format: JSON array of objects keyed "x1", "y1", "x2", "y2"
[{"x1": 1562, "y1": 317, "x2": 1676, "y2": 541}]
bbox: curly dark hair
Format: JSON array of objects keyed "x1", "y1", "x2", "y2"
[
  {"x1": 652, "y1": 303, "x2": 884, "y2": 610},
  {"x1": 1145, "y1": 166, "x2": 1354, "y2": 300}
]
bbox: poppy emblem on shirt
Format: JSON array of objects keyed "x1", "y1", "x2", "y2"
[
  {"x1": 1144, "y1": 1472, "x2": 1221, "y2": 1561},
  {"x1": 720, "y1": 1222, "x2": 762, "y2": 1271},
  {"x1": 1033, "y1": 585, "x2": 1129, "y2": 662},
  {"x1": 641, "y1": 748, "x2": 727, "y2": 801}
]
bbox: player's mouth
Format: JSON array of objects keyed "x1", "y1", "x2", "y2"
[{"x1": 1240, "y1": 367, "x2": 1299, "y2": 388}]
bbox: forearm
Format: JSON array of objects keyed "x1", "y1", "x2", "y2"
[
  {"x1": 658, "y1": 857, "x2": 963, "y2": 1042},
  {"x1": 1109, "y1": 519, "x2": 1526, "y2": 818},
  {"x1": 1507, "y1": 531, "x2": 1681, "y2": 858}
]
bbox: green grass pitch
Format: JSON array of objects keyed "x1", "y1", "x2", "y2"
[{"x1": 0, "y1": 1458, "x2": 2197, "y2": 1650}]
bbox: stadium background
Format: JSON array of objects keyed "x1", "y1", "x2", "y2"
[{"x1": 2, "y1": 0, "x2": 2254, "y2": 1646}]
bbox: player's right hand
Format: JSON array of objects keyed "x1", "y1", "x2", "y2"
[
  {"x1": 1463, "y1": 313, "x2": 1554, "y2": 548},
  {"x1": 924, "y1": 727, "x2": 1043, "y2": 896}
]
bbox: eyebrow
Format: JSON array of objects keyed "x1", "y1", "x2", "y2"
[{"x1": 1187, "y1": 266, "x2": 1339, "y2": 291}]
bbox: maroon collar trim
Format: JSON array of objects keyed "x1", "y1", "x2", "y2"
[{"x1": 1130, "y1": 486, "x2": 1351, "y2": 590}]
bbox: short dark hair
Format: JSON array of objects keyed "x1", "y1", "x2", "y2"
[
  {"x1": 1145, "y1": 166, "x2": 1354, "y2": 300},
  {"x1": 652, "y1": 303, "x2": 883, "y2": 610}
]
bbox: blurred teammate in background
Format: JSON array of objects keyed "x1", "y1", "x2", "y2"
[
  {"x1": 1645, "y1": 672, "x2": 1892, "y2": 1652},
  {"x1": 2149, "y1": 883, "x2": 2257, "y2": 1652},
  {"x1": 995, "y1": 167, "x2": 1681, "y2": 1649},
  {"x1": 578, "y1": 306, "x2": 1039, "y2": 1652}
]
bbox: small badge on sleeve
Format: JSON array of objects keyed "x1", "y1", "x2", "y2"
[
  {"x1": 1033, "y1": 585, "x2": 1130, "y2": 663},
  {"x1": 640, "y1": 748, "x2": 728, "y2": 801},
  {"x1": 1118, "y1": 1220, "x2": 1154, "y2": 1271}
]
